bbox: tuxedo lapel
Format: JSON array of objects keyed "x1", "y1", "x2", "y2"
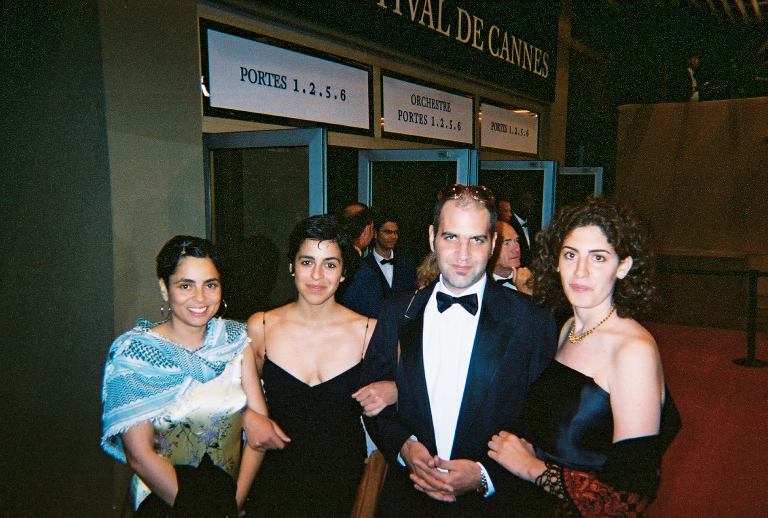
[
  {"x1": 399, "y1": 300, "x2": 437, "y2": 452},
  {"x1": 451, "y1": 284, "x2": 517, "y2": 458},
  {"x1": 365, "y1": 253, "x2": 393, "y2": 297}
]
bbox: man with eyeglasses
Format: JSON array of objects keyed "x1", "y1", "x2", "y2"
[
  {"x1": 361, "y1": 184, "x2": 557, "y2": 517},
  {"x1": 363, "y1": 210, "x2": 417, "y2": 300}
]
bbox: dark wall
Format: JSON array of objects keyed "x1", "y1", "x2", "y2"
[{"x1": 0, "y1": 1, "x2": 116, "y2": 516}]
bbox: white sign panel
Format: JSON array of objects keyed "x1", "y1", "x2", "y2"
[
  {"x1": 207, "y1": 29, "x2": 370, "y2": 129},
  {"x1": 382, "y1": 76, "x2": 473, "y2": 144},
  {"x1": 480, "y1": 103, "x2": 538, "y2": 154}
]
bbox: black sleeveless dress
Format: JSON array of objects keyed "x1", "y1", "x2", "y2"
[{"x1": 244, "y1": 358, "x2": 367, "y2": 517}]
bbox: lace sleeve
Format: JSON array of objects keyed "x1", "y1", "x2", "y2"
[{"x1": 535, "y1": 462, "x2": 650, "y2": 517}]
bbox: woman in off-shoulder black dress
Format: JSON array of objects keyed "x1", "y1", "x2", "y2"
[{"x1": 489, "y1": 199, "x2": 681, "y2": 518}]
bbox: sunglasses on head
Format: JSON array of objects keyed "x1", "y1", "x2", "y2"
[{"x1": 437, "y1": 184, "x2": 496, "y2": 205}]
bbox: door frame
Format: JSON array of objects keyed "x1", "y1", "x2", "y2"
[
  {"x1": 477, "y1": 159, "x2": 558, "y2": 228},
  {"x1": 203, "y1": 128, "x2": 328, "y2": 237},
  {"x1": 357, "y1": 148, "x2": 477, "y2": 205}
]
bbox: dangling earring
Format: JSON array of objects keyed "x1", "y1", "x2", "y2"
[
  {"x1": 160, "y1": 302, "x2": 171, "y2": 321},
  {"x1": 219, "y1": 299, "x2": 228, "y2": 318},
  {"x1": 556, "y1": 267, "x2": 560, "y2": 273}
]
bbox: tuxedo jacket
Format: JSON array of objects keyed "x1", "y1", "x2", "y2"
[
  {"x1": 342, "y1": 252, "x2": 417, "y2": 318},
  {"x1": 361, "y1": 278, "x2": 557, "y2": 517},
  {"x1": 509, "y1": 215, "x2": 532, "y2": 268},
  {"x1": 362, "y1": 252, "x2": 417, "y2": 300}
]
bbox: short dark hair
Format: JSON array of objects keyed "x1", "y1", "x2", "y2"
[
  {"x1": 373, "y1": 210, "x2": 399, "y2": 232},
  {"x1": 432, "y1": 186, "x2": 497, "y2": 237},
  {"x1": 530, "y1": 198, "x2": 656, "y2": 319},
  {"x1": 341, "y1": 204, "x2": 373, "y2": 240},
  {"x1": 288, "y1": 214, "x2": 358, "y2": 278},
  {"x1": 156, "y1": 235, "x2": 221, "y2": 288}
]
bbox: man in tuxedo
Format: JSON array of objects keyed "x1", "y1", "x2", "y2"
[
  {"x1": 339, "y1": 203, "x2": 382, "y2": 316},
  {"x1": 363, "y1": 211, "x2": 418, "y2": 300},
  {"x1": 361, "y1": 184, "x2": 557, "y2": 517},
  {"x1": 488, "y1": 221, "x2": 531, "y2": 296},
  {"x1": 497, "y1": 198, "x2": 532, "y2": 268}
]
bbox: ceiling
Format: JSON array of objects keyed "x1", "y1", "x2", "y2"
[
  {"x1": 589, "y1": 0, "x2": 768, "y2": 61},
  {"x1": 618, "y1": 0, "x2": 768, "y2": 26}
]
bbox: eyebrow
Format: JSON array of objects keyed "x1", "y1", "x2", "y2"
[
  {"x1": 174, "y1": 277, "x2": 219, "y2": 284},
  {"x1": 563, "y1": 245, "x2": 612, "y2": 254},
  {"x1": 298, "y1": 255, "x2": 341, "y2": 262}
]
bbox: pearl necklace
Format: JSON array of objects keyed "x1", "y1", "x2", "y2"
[{"x1": 568, "y1": 308, "x2": 616, "y2": 343}]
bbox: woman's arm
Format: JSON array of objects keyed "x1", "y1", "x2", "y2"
[
  {"x1": 235, "y1": 343, "x2": 268, "y2": 508},
  {"x1": 355, "y1": 319, "x2": 398, "y2": 416},
  {"x1": 609, "y1": 336, "x2": 664, "y2": 442},
  {"x1": 240, "y1": 340, "x2": 291, "y2": 452},
  {"x1": 121, "y1": 421, "x2": 178, "y2": 507}
]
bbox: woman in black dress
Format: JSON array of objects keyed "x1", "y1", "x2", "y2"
[
  {"x1": 242, "y1": 215, "x2": 389, "y2": 517},
  {"x1": 489, "y1": 199, "x2": 681, "y2": 517}
]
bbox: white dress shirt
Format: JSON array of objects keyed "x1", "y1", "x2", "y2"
[
  {"x1": 372, "y1": 249, "x2": 394, "y2": 287},
  {"x1": 514, "y1": 213, "x2": 531, "y2": 246},
  {"x1": 492, "y1": 272, "x2": 519, "y2": 291},
  {"x1": 423, "y1": 275, "x2": 486, "y2": 459}
]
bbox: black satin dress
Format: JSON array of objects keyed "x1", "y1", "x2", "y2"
[
  {"x1": 244, "y1": 358, "x2": 366, "y2": 518},
  {"x1": 524, "y1": 360, "x2": 680, "y2": 472}
]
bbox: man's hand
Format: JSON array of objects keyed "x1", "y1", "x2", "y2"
[
  {"x1": 242, "y1": 408, "x2": 290, "y2": 452},
  {"x1": 431, "y1": 457, "x2": 484, "y2": 496},
  {"x1": 353, "y1": 381, "x2": 398, "y2": 416},
  {"x1": 401, "y1": 439, "x2": 455, "y2": 502},
  {"x1": 513, "y1": 267, "x2": 533, "y2": 295}
]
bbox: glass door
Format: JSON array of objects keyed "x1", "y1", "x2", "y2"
[
  {"x1": 204, "y1": 128, "x2": 327, "y2": 318},
  {"x1": 358, "y1": 148, "x2": 476, "y2": 263},
  {"x1": 477, "y1": 160, "x2": 557, "y2": 236}
]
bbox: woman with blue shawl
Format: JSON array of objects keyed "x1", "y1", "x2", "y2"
[{"x1": 101, "y1": 236, "x2": 274, "y2": 517}]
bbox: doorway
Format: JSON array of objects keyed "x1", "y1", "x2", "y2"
[
  {"x1": 204, "y1": 128, "x2": 327, "y2": 318},
  {"x1": 357, "y1": 148, "x2": 475, "y2": 264}
]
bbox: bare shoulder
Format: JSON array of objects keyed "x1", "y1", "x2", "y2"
[
  {"x1": 609, "y1": 319, "x2": 663, "y2": 387},
  {"x1": 337, "y1": 304, "x2": 376, "y2": 334}
]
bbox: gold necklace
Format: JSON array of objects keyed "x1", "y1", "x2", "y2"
[{"x1": 568, "y1": 308, "x2": 616, "y2": 343}]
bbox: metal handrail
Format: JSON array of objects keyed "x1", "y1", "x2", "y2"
[{"x1": 657, "y1": 267, "x2": 768, "y2": 368}]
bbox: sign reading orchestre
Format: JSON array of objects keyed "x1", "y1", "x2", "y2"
[
  {"x1": 206, "y1": 28, "x2": 370, "y2": 129},
  {"x1": 480, "y1": 103, "x2": 538, "y2": 154},
  {"x1": 382, "y1": 76, "x2": 473, "y2": 144}
]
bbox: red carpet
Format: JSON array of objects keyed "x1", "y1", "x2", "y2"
[{"x1": 644, "y1": 323, "x2": 768, "y2": 518}]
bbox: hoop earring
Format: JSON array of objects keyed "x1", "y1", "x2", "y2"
[
  {"x1": 160, "y1": 302, "x2": 171, "y2": 321},
  {"x1": 219, "y1": 299, "x2": 228, "y2": 318}
]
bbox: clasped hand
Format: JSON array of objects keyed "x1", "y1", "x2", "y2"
[
  {"x1": 352, "y1": 381, "x2": 397, "y2": 417},
  {"x1": 401, "y1": 439, "x2": 481, "y2": 502},
  {"x1": 242, "y1": 408, "x2": 291, "y2": 452},
  {"x1": 487, "y1": 431, "x2": 539, "y2": 482}
]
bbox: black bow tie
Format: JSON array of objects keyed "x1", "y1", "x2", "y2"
[
  {"x1": 496, "y1": 277, "x2": 513, "y2": 285},
  {"x1": 380, "y1": 257, "x2": 395, "y2": 265},
  {"x1": 436, "y1": 292, "x2": 478, "y2": 315}
]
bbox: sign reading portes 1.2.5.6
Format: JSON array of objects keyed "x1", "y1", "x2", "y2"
[{"x1": 206, "y1": 28, "x2": 370, "y2": 129}]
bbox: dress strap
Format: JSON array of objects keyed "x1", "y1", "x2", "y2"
[
  {"x1": 361, "y1": 317, "x2": 370, "y2": 359},
  {"x1": 262, "y1": 312, "x2": 268, "y2": 358}
]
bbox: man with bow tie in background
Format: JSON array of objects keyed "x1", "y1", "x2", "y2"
[
  {"x1": 361, "y1": 184, "x2": 557, "y2": 517},
  {"x1": 488, "y1": 221, "x2": 532, "y2": 297},
  {"x1": 362, "y1": 211, "x2": 418, "y2": 303}
]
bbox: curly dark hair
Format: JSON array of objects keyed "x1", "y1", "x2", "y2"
[{"x1": 530, "y1": 198, "x2": 656, "y2": 319}]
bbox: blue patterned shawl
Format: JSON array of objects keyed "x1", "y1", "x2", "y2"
[{"x1": 101, "y1": 317, "x2": 249, "y2": 462}]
